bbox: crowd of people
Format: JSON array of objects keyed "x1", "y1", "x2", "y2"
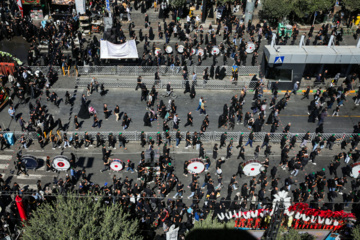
[
  {"x1": 0, "y1": 0, "x2": 360, "y2": 239},
  {"x1": 1, "y1": 68, "x2": 360, "y2": 238}
]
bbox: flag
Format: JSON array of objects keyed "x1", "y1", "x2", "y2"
[{"x1": 17, "y1": 0, "x2": 23, "y2": 18}]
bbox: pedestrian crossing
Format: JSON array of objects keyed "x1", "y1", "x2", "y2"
[
  {"x1": 0, "y1": 154, "x2": 65, "y2": 190},
  {"x1": 0, "y1": 154, "x2": 12, "y2": 171}
]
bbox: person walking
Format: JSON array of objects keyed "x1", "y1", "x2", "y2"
[{"x1": 114, "y1": 105, "x2": 120, "y2": 121}]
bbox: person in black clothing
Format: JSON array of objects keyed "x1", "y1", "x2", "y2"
[
  {"x1": 237, "y1": 146, "x2": 245, "y2": 160},
  {"x1": 236, "y1": 133, "x2": 244, "y2": 149},
  {"x1": 236, "y1": 163, "x2": 244, "y2": 178},
  {"x1": 102, "y1": 145, "x2": 109, "y2": 160},
  {"x1": 301, "y1": 86, "x2": 311, "y2": 100},
  {"x1": 96, "y1": 132, "x2": 103, "y2": 147},
  {"x1": 213, "y1": 143, "x2": 218, "y2": 159},
  {"x1": 184, "y1": 112, "x2": 193, "y2": 127},
  {"x1": 219, "y1": 132, "x2": 227, "y2": 149}
]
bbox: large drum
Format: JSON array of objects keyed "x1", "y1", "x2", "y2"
[
  {"x1": 110, "y1": 159, "x2": 124, "y2": 171},
  {"x1": 242, "y1": 160, "x2": 264, "y2": 176},
  {"x1": 246, "y1": 42, "x2": 256, "y2": 54},
  {"x1": 177, "y1": 45, "x2": 184, "y2": 53},
  {"x1": 351, "y1": 162, "x2": 360, "y2": 178},
  {"x1": 165, "y1": 46, "x2": 173, "y2": 54},
  {"x1": 52, "y1": 155, "x2": 71, "y2": 171},
  {"x1": 187, "y1": 158, "x2": 205, "y2": 174},
  {"x1": 197, "y1": 48, "x2": 204, "y2": 56},
  {"x1": 154, "y1": 48, "x2": 161, "y2": 56},
  {"x1": 191, "y1": 48, "x2": 196, "y2": 55},
  {"x1": 21, "y1": 155, "x2": 38, "y2": 170},
  {"x1": 211, "y1": 46, "x2": 220, "y2": 55}
]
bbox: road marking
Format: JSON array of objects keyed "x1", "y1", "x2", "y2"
[
  {"x1": 0, "y1": 164, "x2": 9, "y2": 169},
  {"x1": 16, "y1": 174, "x2": 44, "y2": 180},
  {"x1": 0, "y1": 155, "x2": 12, "y2": 160}
]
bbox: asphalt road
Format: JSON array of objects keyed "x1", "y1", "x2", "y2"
[
  {"x1": 2, "y1": 88, "x2": 359, "y2": 134},
  {"x1": 0, "y1": 141, "x2": 354, "y2": 207}
]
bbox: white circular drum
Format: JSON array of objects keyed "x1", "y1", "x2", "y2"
[
  {"x1": 211, "y1": 46, "x2": 220, "y2": 55},
  {"x1": 191, "y1": 48, "x2": 196, "y2": 55},
  {"x1": 197, "y1": 48, "x2": 204, "y2": 56},
  {"x1": 110, "y1": 159, "x2": 124, "y2": 171},
  {"x1": 187, "y1": 158, "x2": 205, "y2": 174},
  {"x1": 154, "y1": 48, "x2": 161, "y2": 55},
  {"x1": 52, "y1": 155, "x2": 71, "y2": 171},
  {"x1": 246, "y1": 42, "x2": 256, "y2": 54},
  {"x1": 242, "y1": 160, "x2": 264, "y2": 176},
  {"x1": 165, "y1": 46, "x2": 173, "y2": 54},
  {"x1": 351, "y1": 162, "x2": 360, "y2": 178},
  {"x1": 177, "y1": 45, "x2": 184, "y2": 53}
]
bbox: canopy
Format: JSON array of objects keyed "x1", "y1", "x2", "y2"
[
  {"x1": 100, "y1": 40, "x2": 139, "y2": 59},
  {"x1": 22, "y1": 0, "x2": 40, "y2": 4}
]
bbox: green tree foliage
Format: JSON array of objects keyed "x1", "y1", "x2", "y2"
[
  {"x1": 21, "y1": 196, "x2": 143, "y2": 240},
  {"x1": 352, "y1": 224, "x2": 360, "y2": 240},
  {"x1": 186, "y1": 212, "x2": 237, "y2": 239},
  {"x1": 169, "y1": 0, "x2": 187, "y2": 8},
  {"x1": 343, "y1": 0, "x2": 360, "y2": 11},
  {"x1": 273, "y1": 226, "x2": 315, "y2": 240},
  {"x1": 262, "y1": 0, "x2": 293, "y2": 21},
  {"x1": 291, "y1": 0, "x2": 335, "y2": 19}
]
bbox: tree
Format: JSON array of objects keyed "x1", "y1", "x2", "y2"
[
  {"x1": 186, "y1": 212, "x2": 237, "y2": 239},
  {"x1": 291, "y1": 0, "x2": 335, "y2": 19},
  {"x1": 21, "y1": 196, "x2": 143, "y2": 240},
  {"x1": 169, "y1": 0, "x2": 187, "y2": 8},
  {"x1": 272, "y1": 226, "x2": 315, "y2": 240},
  {"x1": 352, "y1": 224, "x2": 360, "y2": 240},
  {"x1": 343, "y1": 0, "x2": 360, "y2": 11},
  {"x1": 262, "y1": 0, "x2": 293, "y2": 22}
]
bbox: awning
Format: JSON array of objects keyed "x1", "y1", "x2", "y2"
[
  {"x1": 22, "y1": 0, "x2": 40, "y2": 4},
  {"x1": 100, "y1": 40, "x2": 139, "y2": 59}
]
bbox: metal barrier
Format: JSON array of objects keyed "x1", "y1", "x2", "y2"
[
  {"x1": 77, "y1": 65, "x2": 259, "y2": 77},
  {"x1": 6, "y1": 131, "x2": 356, "y2": 145},
  {"x1": 77, "y1": 78, "x2": 251, "y2": 89},
  {"x1": 29, "y1": 66, "x2": 62, "y2": 75}
]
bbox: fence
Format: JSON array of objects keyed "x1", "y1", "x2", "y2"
[
  {"x1": 77, "y1": 77, "x2": 254, "y2": 89},
  {"x1": 5, "y1": 131, "x2": 356, "y2": 145},
  {"x1": 77, "y1": 65, "x2": 259, "y2": 77},
  {"x1": 29, "y1": 66, "x2": 62, "y2": 75}
]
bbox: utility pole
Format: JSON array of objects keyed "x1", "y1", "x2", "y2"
[{"x1": 264, "y1": 200, "x2": 285, "y2": 240}]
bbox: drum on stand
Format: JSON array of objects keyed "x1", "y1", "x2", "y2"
[
  {"x1": 154, "y1": 48, "x2": 161, "y2": 56},
  {"x1": 211, "y1": 46, "x2": 220, "y2": 55},
  {"x1": 187, "y1": 158, "x2": 205, "y2": 174},
  {"x1": 177, "y1": 45, "x2": 184, "y2": 53},
  {"x1": 351, "y1": 162, "x2": 360, "y2": 178},
  {"x1": 165, "y1": 46, "x2": 173, "y2": 54},
  {"x1": 110, "y1": 159, "x2": 124, "y2": 171},
  {"x1": 242, "y1": 160, "x2": 263, "y2": 176},
  {"x1": 197, "y1": 48, "x2": 204, "y2": 56},
  {"x1": 52, "y1": 155, "x2": 71, "y2": 171},
  {"x1": 21, "y1": 155, "x2": 38, "y2": 170},
  {"x1": 246, "y1": 42, "x2": 256, "y2": 54}
]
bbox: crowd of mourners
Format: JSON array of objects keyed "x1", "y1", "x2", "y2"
[{"x1": 1, "y1": 0, "x2": 360, "y2": 239}]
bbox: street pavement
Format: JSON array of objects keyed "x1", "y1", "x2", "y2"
[
  {"x1": 0, "y1": 139, "x2": 354, "y2": 207},
  {"x1": 2, "y1": 88, "x2": 359, "y2": 134},
  {"x1": 0, "y1": 86, "x2": 359, "y2": 208}
]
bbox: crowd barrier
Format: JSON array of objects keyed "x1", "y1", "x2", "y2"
[
  {"x1": 77, "y1": 65, "x2": 260, "y2": 77},
  {"x1": 5, "y1": 131, "x2": 355, "y2": 145},
  {"x1": 77, "y1": 77, "x2": 256, "y2": 89}
]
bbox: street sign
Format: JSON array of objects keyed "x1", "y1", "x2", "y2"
[{"x1": 274, "y1": 56, "x2": 284, "y2": 64}]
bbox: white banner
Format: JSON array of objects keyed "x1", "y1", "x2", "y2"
[
  {"x1": 75, "y1": 0, "x2": 86, "y2": 14},
  {"x1": 100, "y1": 40, "x2": 139, "y2": 59}
]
